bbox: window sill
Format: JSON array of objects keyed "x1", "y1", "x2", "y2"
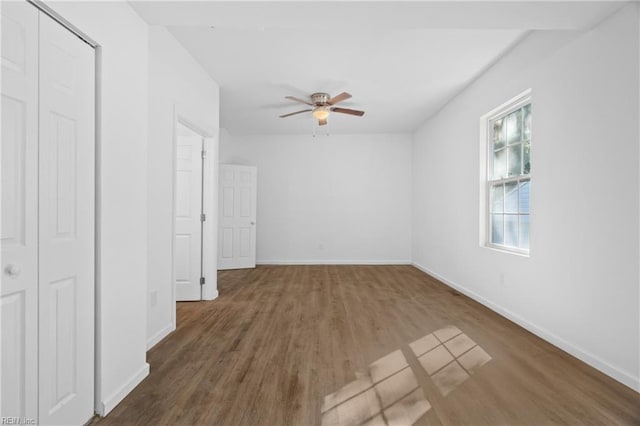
[{"x1": 483, "y1": 244, "x2": 530, "y2": 258}]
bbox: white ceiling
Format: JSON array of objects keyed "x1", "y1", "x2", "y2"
[{"x1": 130, "y1": 1, "x2": 625, "y2": 135}]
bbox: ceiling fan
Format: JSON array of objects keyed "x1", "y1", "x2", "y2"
[{"x1": 279, "y1": 92, "x2": 365, "y2": 126}]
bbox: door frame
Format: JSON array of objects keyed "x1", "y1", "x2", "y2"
[
  {"x1": 21, "y1": 0, "x2": 101, "y2": 419},
  {"x1": 170, "y1": 107, "x2": 219, "y2": 326}
]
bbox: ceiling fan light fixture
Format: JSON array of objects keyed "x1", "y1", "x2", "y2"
[
  {"x1": 312, "y1": 106, "x2": 330, "y2": 120},
  {"x1": 281, "y1": 92, "x2": 364, "y2": 125}
]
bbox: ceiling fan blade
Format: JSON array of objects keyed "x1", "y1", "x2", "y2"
[
  {"x1": 285, "y1": 95, "x2": 313, "y2": 106},
  {"x1": 318, "y1": 118, "x2": 328, "y2": 126},
  {"x1": 331, "y1": 107, "x2": 365, "y2": 117},
  {"x1": 327, "y1": 92, "x2": 352, "y2": 105},
  {"x1": 280, "y1": 109, "x2": 312, "y2": 118}
]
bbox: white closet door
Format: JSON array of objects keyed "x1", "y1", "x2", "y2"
[
  {"x1": 218, "y1": 165, "x2": 257, "y2": 270},
  {"x1": 174, "y1": 128, "x2": 204, "y2": 301},
  {"x1": 38, "y1": 12, "x2": 95, "y2": 425},
  {"x1": 0, "y1": 2, "x2": 39, "y2": 420}
]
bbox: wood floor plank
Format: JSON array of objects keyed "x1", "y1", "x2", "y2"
[{"x1": 94, "y1": 265, "x2": 640, "y2": 426}]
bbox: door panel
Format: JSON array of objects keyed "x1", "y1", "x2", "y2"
[
  {"x1": 50, "y1": 113, "x2": 77, "y2": 237},
  {"x1": 239, "y1": 228, "x2": 251, "y2": 258},
  {"x1": 240, "y1": 187, "x2": 251, "y2": 217},
  {"x1": 218, "y1": 165, "x2": 257, "y2": 270},
  {"x1": 38, "y1": 12, "x2": 94, "y2": 425},
  {"x1": 222, "y1": 228, "x2": 233, "y2": 258},
  {"x1": 2, "y1": 96, "x2": 28, "y2": 246},
  {"x1": 0, "y1": 2, "x2": 39, "y2": 420},
  {"x1": 174, "y1": 125, "x2": 203, "y2": 301},
  {"x1": 1, "y1": 292, "x2": 28, "y2": 417},
  {"x1": 47, "y1": 277, "x2": 77, "y2": 407},
  {"x1": 223, "y1": 187, "x2": 234, "y2": 217},
  {"x1": 174, "y1": 235, "x2": 191, "y2": 281}
]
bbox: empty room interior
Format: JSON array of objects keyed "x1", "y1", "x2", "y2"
[{"x1": 1, "y1": 0, "x2": 640, "y2": 425}]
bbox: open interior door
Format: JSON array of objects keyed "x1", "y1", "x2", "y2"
[{"x1": 174, "y1": 123, "x2": 204, "y2": 301}]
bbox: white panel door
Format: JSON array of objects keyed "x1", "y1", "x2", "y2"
[
  {"x1": 0, "y1": 2, "x2": 39, "y2": 420},
  {"x1": 38, "y1": 12, "x2": 95, "y2": 425},
  {"x1": 218, "y1": 165, "x2": 257, "y2": 270},
  {"x1": 174, "y1": 127, "x2": 204, "y2": 301}
]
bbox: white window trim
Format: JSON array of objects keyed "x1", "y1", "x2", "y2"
[{"x1": 479, "y1": 89, "x2": 532, "y2": 256}]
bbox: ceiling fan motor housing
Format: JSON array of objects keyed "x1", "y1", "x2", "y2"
[{"x1": 311, "y1": 92, "x2": 330, "y2": 105}]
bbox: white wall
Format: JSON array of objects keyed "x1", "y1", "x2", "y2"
[
  {"x1": 220, "y1": 132, "x2": 412, "y2": 264},
  {"x1": 147, "y1": 26, "x2": 220, "y2": 349},
  {"x1": 412, "y1": 5, "x2": 639, "y2": 391},
  {"x1": 44, "y1": 1, "x2": 150, "y2": 415}
]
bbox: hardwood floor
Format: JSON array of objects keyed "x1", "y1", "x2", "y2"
[{"x1": 97, "y1": 265, "x2": 640, "y2": 425}]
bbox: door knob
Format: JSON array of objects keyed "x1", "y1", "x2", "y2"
[
  {"x1": 250, "y1": 222, "x2": 255, "y2": 225},
  {"x1": 4, "y1": 264, "x2": 21, "y2": 277}
]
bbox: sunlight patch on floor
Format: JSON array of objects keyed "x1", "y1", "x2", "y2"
[
  {"x1": 412, "y1": 326, "x2": 492, "y2": 396},
  {"x1": 321, "y1": 325, "x2": 493, "y2": 425},
  {"x1": 321, "y1": 351, "x2": 430, "y2": 426}
]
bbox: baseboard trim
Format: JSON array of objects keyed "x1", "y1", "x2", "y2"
[
  {"x1": 98, "y1": 363, "x2": 150, "y2": 416},
  {"x1": 411, "y1": 262, "x2": 640, "y2": 393},
  {"x1": 202, "y1": 289, "x2": 219, "y2": 301},
  {"x1": 146, "y1": 323, "x2": 175, "y2": 351},
  {"x1": 256, "y1": 259, "x2": 412, "y2": 265}
]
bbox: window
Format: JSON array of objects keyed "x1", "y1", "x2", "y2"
[{"x1": 485, "y1": 94, "x2": 531, "y2": 254}]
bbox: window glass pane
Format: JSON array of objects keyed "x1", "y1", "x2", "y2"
[
  {"x1": 491, "y1": 184, "x2": 504, "y2": 213},
  {"x1": 520, "y1": 214, "x2": 530, "y2": 250},
  {"x1": 486, "y1": 99, "x2": 531, "y2": 253},
  {"x1": 493, "y1": 118, "x2": 505, "y2": 149},
  {"x1": 519, "y1": 180, "x2": 530, "y2": 213},
  {"x1": 491, "y1": 214, "x2": 504, "y2": 245},
  {"x1": 508, "y1": 144, "x2": 522, "y2": 177},
  {"x1": 504, "y1": 214, "x2": 518, "y2": 247},
  {"x1": 493, "y1": 148, "x2": 506, "y2": 179},
  {"x1": 523, "y1": 104, "x2": 531, "y2": 141},
  {"x1": 505, "y1": 182, "x2": 518, "y2": 213},
  {"x1": 506, "y1": 109, "x2": 522, "y2": 144}
]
